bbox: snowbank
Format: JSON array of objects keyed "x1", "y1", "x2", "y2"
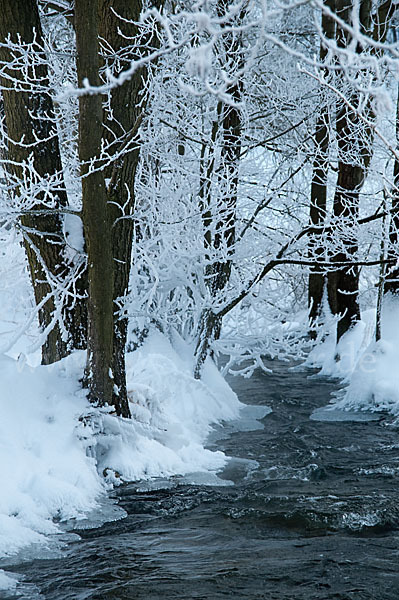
[
  {"x1": 0, "y1": 352, "x2": 102, "y2": 559},
  {"x1": 0, "y1": 331, "x2": 242, "y2": 588},
  {"x1": 90, "y1": 331, "x2": 242, "y2": 482},
  {"x1": 306, "y1": 297, "x2": 399, "y2": 416},
  {"x1": 0, "y1": 570, "x2": 17, "y2": 591},
  {"x1": 305, "y1": 308, "x2": 376, "y2": 379}
]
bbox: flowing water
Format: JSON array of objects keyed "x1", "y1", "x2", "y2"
[{"x1": 3, "y1": 361, "x2": 399, "y2": 599}]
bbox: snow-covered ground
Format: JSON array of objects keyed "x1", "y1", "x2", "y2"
[
  {"x1": 0, "y1": 231, "x2": 253, "y2": 591},
  {"x1": 306, "y1": 296, "x2": 399, "y2": 417},
  {"x1": 0, "y1": 330, "x2": 243, "y2": 590}
]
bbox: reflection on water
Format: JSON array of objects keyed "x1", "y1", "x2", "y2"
[{"x1": 3, "y1": 361, "x2": 399, "y2": 599}]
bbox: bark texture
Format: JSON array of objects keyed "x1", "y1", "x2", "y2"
[
  {"x1": 385, "y1": 83, "x2": 399, "y2": 295},
  {"x1": 328, "y1": 154, "x2": 363, "y2": 342},
  {"x1": 327, "y1": 0, "x2": 394, "y2": 342},
  {"x1": 327, "y1": 0, "x2": 370, "y2": 343},
  {"x1": 0, "y1": 0, "x2": 87, "y2": 363},
  {"x1": 98, "y1": 0, "x2": 152, "y2": 417},
  {"x1": 75, "y1": 0, "x2": 114, "y2": 406}
]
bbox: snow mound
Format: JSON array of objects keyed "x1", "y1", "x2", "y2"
[
  {"x1": 88, "y1": 331, "x2": 242, "y2": 481},
  {"x1": 0, "y1": 570, "x2": 17, "y2": 591},
  {"x1": 305, "y1": 309, "x2": 376, "y2": 379},
  {"x1": 0, "y1": 331, "x2": 243, "y2": 588},
  {"x1": 307, "y1": 297, "x2": 399, "y2": 417},
  {"x1": 0, "y1": 352, "x2": 103, "y2": 562},
  {"x1": 334, "y1": 298, "x2": 399, "y2": 415}
]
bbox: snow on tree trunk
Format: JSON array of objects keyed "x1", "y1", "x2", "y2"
[{"x1": 98, "y1": 0, "x2": 150, "y2": 418}]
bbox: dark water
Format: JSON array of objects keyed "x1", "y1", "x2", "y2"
[{"x1": 4, "y1": 362, "x2": 399, "y2": 599}]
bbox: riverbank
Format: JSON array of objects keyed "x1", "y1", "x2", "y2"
[
  {"x1": 4, "y1": 360, "x2": 399, "y2": 599},
  {"x1": 0, "y1": 331, "x2": 241, "y2": 589}
]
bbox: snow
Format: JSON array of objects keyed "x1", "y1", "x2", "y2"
[
  {"x1": 0, "y1": 570, "x2": 17, "y2": 591},
  {"x1": 306, "y1": 309, "x2": 376, "y2": 379},
  {"x1": 0, "y1": 330, "x2": 244, "y2": 589},
  {"x1": 335, "y1": 296, "x2": 399, "y2": 416},
  {"x1": 306, "y1": 296, "x2": 399, "y2": 418},
  {"x1": 0, "y1": 239, "x2": 40, "y2": 364},
  {"x1": 0, "y1": 353, "x2": 103, "y2": 562},
  {"x1": 63, "y1": 212, "x2": 84, "y2": 254}
]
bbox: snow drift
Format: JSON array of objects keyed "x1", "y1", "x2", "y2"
[
  {"x1": 306, "y1": 296, "x2": 399, "y2": 417},
  {"x1": 0, "y1": 331, "x2": 242, "y2": 589}
]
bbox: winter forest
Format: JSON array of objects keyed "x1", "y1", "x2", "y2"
[{"x1": 1, "y1": 0, "x2": 399, "y2": 596}]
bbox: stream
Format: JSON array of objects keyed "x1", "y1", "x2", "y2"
[{"x1": 2, "y1": 361, "x2": 399, "y2": 599}]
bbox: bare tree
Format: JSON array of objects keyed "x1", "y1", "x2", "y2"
[
  {"x1": 308, "y1": 0, "x2": 335, "y2": 333},
  {"x1": 193, "y1": 0, "x2": 244, "y2": 378}
]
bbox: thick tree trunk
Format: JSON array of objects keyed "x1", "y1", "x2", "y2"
[
  {"x1": 328, "y1": 156, "x2": 363, "y2": 342},
  {"x1": 98, "y1": 0, "x2": 149, "y2": 417},
  {"x1": 327, "y1": 0, "x2": 393, "y2": 342},
  {"x1": 75, "y1": 0, "x2": 114, "y2": 406},
  {"x1": 0, "y1": 0, "x2": 87, "y2": 363},
  {"x1": 327, "y1": 0, "x2": 373, "y2": 343}
]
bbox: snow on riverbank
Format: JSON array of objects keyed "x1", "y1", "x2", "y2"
[
  {"x1": 306, "y1": 297, "x2": 399, "y2": 416},
  {"x1": 0, "y1": 331, "x2": 242, "y2": 589}
]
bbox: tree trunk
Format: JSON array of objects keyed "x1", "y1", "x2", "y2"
[
  {"x1": 0, "y1": 0, "x2": 87, "y2": 363},
  {"x1": 98, "y1": 0, "x2": 155, "y2": 417},
  {"x1": 327, "y1": 0, "x2": 372, "y2": 343},
  {"x1": 385, "y1": 83, "x2": 399, "y2": 295},
  {"x1": 327, "y1": 0, "x2": 393, "y2": 342},
  {"x1": 194, "y1": 77, "x2": 242, "y2": 379},
  {"x1": 75, "y1": 0, "x2": 114, "y2": 406},
  {"x1": 193, "y1": 0, "x2": 245, "y2": 378},
  {"x1": 328, "y1": 156, "x2": 363, "y2": 342},
  {"x1": 308, "y1": 2, "x2": 335, "y2": 333}
]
